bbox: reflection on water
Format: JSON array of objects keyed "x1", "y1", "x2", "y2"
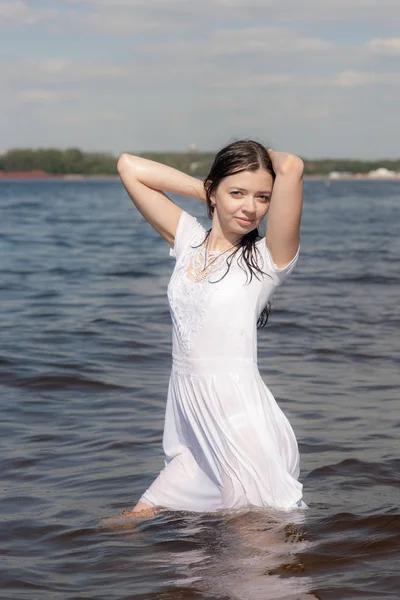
[{"x1": 105, "y1": 507, "x2": 319, "y2": 600}]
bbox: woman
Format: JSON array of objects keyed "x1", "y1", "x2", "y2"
[{"x1": 117, "y1": 139, "x2": 307, "y2": 518}]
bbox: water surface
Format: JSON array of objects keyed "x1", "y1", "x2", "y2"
[{"x1": 1, "y1": 179, "x2": 399, "y2": 599}]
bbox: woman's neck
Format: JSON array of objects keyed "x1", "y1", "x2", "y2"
[{"x1": 206, "y1": 221, "x2": 243, "y2": 252}]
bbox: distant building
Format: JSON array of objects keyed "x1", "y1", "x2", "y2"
[
  {"x1": 328, "y1": 171, "x2": 353, "y2": 179},
  {"x1": 368, "y1": 167, "x2": 398, "y2": 179},
  {"x1": 189, "y1": 161, "x2": 200, "y2": 172}
]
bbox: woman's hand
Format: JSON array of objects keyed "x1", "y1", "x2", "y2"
[{"x1": 267, "y1": 149, "x2": 304, "y2": 176}]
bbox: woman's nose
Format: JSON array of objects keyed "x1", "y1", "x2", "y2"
[{"x1": 243, "y1": 196, "x2": 257, "y2": 213}]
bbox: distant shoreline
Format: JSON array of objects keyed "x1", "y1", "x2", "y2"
[{"x1": 0, "y1": 173, "x2": 399, "y2": 182}]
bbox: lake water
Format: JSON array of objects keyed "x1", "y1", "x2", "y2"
[{"x1": 1, "y1": 178, "x2": 399, "y2": 599}]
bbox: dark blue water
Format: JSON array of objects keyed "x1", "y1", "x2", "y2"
[{"x1": 1, "y1": 178, "x2": 399, "y2": 599}]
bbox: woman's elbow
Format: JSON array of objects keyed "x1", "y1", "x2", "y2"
[
  {"x1": 280, "y1": 155, "x2": 304, "y2": 176},
  {"x1": 117, "y1": 152, "x2": 131, "y2": 174}
]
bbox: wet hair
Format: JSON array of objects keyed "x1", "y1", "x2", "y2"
[{"x1": 193, "y1": 138, "x2": 276, "y2": 328}]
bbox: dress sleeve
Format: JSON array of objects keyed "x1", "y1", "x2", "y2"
[
  {"x1": 255, "y1": 237, "x2": 300, "y2": 286},
  {"x1": 169, "y1": 210, "x2": 205, "y2": 260}
]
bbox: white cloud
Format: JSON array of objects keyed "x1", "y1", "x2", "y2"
[
  {"x1": 16, "y1": 89, "x2": 78, "y2": 103},
  {"x1": 211, "y1": 27, "x2": 333, "y2": 55},
  {"x1": 68, "y1": 0, "x2": 155, "y2": 5},
  {"x1": 328, "y1": 70, "x2": 400, "y2": 86},
  {"x1": 365, "y1": 37, "x2": 400, "y2": 55},
  {"x1": 303, "y1": 106, "x2": 331, "y2": 118},
  {"x1": 37, "y1": 59, "x2": 73, "y2": 74},
  {"x1": 0, "y1": 1, "x2": 57, "y2": 27},
  {"x1": 213, "y1": 74, "x2": 294, "y2": 88},
  {"x1": 141, "y1": 26, "x2": 333, "y2": 57},
  {"x1": 66, "y1": 0, "x2": 400, "y2": 26},
  {"x1": 215, "y1": 70, "x2": 400, "y2": 88},
  {"x1": 34, "y1": 59, "x2": 129, "y2": 80},
  {"x1": 64, "y1": 111, "x2": 126, "y2": 124},
  {"x1": 1, "y1": 56, "x2": 131, "y2": 87},
  {"x1": 220, "y1": 0, "x2": 400, "y2": 22},
  {"x1": 65, "y1": 5, "x2": 186, "y2": 34}
]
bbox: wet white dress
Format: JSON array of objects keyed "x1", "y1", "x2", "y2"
[{"x1": 139, "y1": 210, "x2": 307, "y2": 512}]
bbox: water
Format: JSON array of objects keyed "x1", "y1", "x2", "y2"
[{"x1": 1, "y1": 178, "x2": 399, "y2": 599}]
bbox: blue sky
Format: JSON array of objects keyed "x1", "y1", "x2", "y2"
[{"x1": 1, "y1": 0, "x2": 400, "y2": 159}]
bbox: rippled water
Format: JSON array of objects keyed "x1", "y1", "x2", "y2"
[{"x1": 1, "y1": 178, "x2": 399, "y2": 599}]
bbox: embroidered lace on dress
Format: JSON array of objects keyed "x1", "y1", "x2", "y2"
[
  {"x1": 184, "y1": 245, "x2": 234, "y2": 283},
  {"x1": 168, "y1": 229, "x2": 235, "y2": 355}
]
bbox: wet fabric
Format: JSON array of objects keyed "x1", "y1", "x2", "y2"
[{"x1": 140, "y1": 210, "x2": 307, "y2": 512}]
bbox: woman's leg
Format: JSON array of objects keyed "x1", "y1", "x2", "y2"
[
  {"x1": 100, "y1": 499, "x2": 163, "y2": 528},
  {"x1": 121, "y1": 500, "x2": 161, "y2": 518}
]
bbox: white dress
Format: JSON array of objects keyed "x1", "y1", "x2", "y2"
[{"x1": 139, "y1": 210, "x2": 307, "y2": 512}]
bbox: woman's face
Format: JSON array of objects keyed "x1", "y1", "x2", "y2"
[{"x1": 211, "y1": 168, "x2": 273, "y2": 234}]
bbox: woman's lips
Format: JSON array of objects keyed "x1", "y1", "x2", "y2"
[{"x1": 235, "y1": 217, "x2": 254, "y2": 226}]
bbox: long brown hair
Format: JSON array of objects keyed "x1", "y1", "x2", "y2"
[{"x1": 194, "y1": 139, "x2": 276, "y2": 328}]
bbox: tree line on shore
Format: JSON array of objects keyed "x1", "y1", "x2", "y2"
[{"x1": 1, "y1": 147, "x2": 399, "y2": 177}]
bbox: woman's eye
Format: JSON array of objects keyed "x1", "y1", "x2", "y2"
[{"x1": 231, "y1": 191, "x2": 270, "y2": 201}]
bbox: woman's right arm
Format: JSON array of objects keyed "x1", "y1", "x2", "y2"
[{"x1": 117, "y1": 153, "x2": 206, "y2": 247}]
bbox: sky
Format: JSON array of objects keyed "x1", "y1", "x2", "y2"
[{"x1": 1, "y1": 0, "x2": 400, "y2": 159}]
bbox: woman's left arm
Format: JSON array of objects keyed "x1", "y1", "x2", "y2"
[{"x1": 265, "y1": 150, "x2": 304, "y2": 269}]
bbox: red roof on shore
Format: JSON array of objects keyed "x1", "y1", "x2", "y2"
[{"x1": 0, "y1": 170, "x2": 63, "y2": 179}]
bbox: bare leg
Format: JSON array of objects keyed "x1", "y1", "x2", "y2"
[
  {"x1": 120, "y1": 500, "x2": 161, "y2": 519},
  {"x1": 100, "y1": 500, "x2": 164, "y2": 529},
  {"x1": 226, "y1": 511, "x2": 285, "y2": 549}
]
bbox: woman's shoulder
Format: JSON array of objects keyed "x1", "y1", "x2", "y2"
[
  {"x1": 169, "y1": 210, "x2": 206, "y2": 259},
  {"x1": 254, "y1": 235, "x2": 300, "y2": 284}
]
